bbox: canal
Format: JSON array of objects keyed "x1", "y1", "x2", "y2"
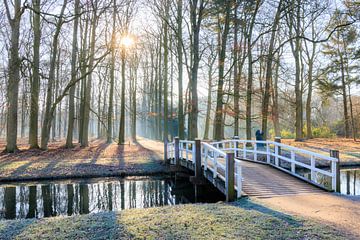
[{"x1": 0, "y1": 176, "x2": 224, "y2": 220}]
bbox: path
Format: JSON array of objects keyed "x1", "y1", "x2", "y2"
[
  {"x1": 238, "y1": 161, "x2": 360, "y2": 238},
  {"x1": 256, "y1": 192, "x2": 360, "y2": 238}
]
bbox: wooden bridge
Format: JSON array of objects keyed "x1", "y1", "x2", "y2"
[{"x1": 165, "y1": 137, "x2": 340, "y2": 201}]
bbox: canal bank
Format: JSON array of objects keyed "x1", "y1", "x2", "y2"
[{"x1": 0, "y1": 199, "x2": 354, "y2": 240}]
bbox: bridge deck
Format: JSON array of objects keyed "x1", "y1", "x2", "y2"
[
  {"x1": 181, "y1": 156, "x2": 325, "y2": 198},
  {"x1": 240, "y1": 160, "x2": 324, "y2": 198}
]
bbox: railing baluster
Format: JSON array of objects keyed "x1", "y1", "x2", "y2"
[
  {"x1": 310, "y1": 155, "x2": 315, "y2": 181},
  {"x1": 213, "y1": 151, "x2": 218, "y2": 178},
  {"x1": 236, "y1": 161, "x2": 242, "y2": 198},
  {"x1": 186, "y1": 143, "x2": 189, "y2": 161},
  {"x1": 204, "y1": 147, "x2": 208, "y2": 170},
  {"x1": 266, "y1": 143, "x2": 270, "y2": 164},
  {"x1": 275, "y1": 144, "x2": 279, "y2": 166},
  {"x1": 254, "y1": 143, "x2": 257, "y2": 161},
  {"x1": 243, "y1": 143, "x2": 246, "y2": 159},
  {"x1": 291, "y1": 151, "x2": 295, "y2": 173},
  {"x1": 330, "y1": 150, "x2": 340, "y2": 192}
]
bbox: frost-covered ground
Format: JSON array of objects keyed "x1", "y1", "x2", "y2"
[{"x1": 0, "y1": 199, "x2": 353, "y2": 240}]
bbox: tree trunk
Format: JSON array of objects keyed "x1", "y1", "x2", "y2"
[
  {"x1": 246, "y1": 0, "x2": 261, "y2": 141},
  {"x1": 81, "y1": 4, "x2": 97, "y2": 147},
  {"x1": 177, "y1": 0, "x2": 184, "y2": 139},
  {"x1": 118, "y1": 48, "x2": 126, "y2": 144},
  {"x1": 213, "y1": 0, "x2": 231, "y2": 140},
  {"x1": 203, "y1": 57, "x2": 214, "y2": 139},
  {"x1": 272, "y1": 53, "x2": 281, "y2": 137},
  {"x1": 163, "y1": 1, "x2": 169, "y2": 142},
  {"x1": 40, "y1": 0, "x2": 67, "y2": 149},
  {"x1": 189, "y1": 0, "x2": 206, "y2": 140},
  {"x1": 29, "y1": 0, "x2": 41, "y2": 149},
  {"x1": 66, "y1": 0, "x2": 80, "y2": 148},
  {"x1": 261, "y1": 0, "x2": 282, "y2": 139},
  {"x1": 107, "y1": 0, "x2": 116, "y2": 143},
  {"x1": 4, "y1": 0, "x2": 23, "y2": 152}
]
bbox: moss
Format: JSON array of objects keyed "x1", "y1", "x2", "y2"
[{"x1": 0, "y1": 200, "x2": 351, "y2": 240}]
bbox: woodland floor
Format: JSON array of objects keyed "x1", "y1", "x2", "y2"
[
  {"x1": 0, "y1": 199, "x2": 355, "y2": 240},
  {"x1": 0, "y1": 137, "x2": 168, "y2": 181},
  {"x1": 0, "y1": 137, "x2": 359, "y2": 182},
  {"x1": 282, "y1": 138, "x2": 360, "y2": 165}
]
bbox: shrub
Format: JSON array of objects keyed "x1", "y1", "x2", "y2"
[
  {"x1": 312, "y1": 126, "x2": 336, "y2": 138},
  {"x1": 280, "y1": 129, "x2": 295, "y2": 139}
]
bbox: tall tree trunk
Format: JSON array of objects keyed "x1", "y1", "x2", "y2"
[
  {"x1": 189, "y1": 0, "x2": 206, "y2": 140},
  {"x1": 107, "y1": 0, "x2": 116, "y2": 143},
  {"x1": 294, "y1": 0, "x2": 303, "y2": 141},
  {"x1": 66, "y1": 0, "x2": 80, "y2": 148},
  {"x1": 272, "y1": 53, "x2": 281, "y2": 137},
  {"x1": 261, "y1": 0, "x2": 282, "y2": 139},
  {"x1": 4, "y1": 0, "x2": 23, "y2": 152},
  {"x1": 246, "y1": 0, "x2": 261, "y2": 141},
  {"x1": 306, "y1": 55, "x2": 315, "y2": 139},
  {"x1": 203, "y1": 57, "x2": 214, "y2": 139},
  {"x1": 339, "y1": 53, "x2": 350, "y2": 138},
  {"x1": 233, "y1": 0, "x2": 240, "y2": 137},
  {"x1": 163, "y1": 1, "x2": 169, "y2": 142},
  {"x1": 157, "y1": 36, "x2": 163, "y2": 140},
  {"x1": 81, "y1": 4, "x2": 97, "y2": 147},
  {"x1": 213, "y1": 0, "x2": 231, "y2": 140},
  {"x1": 29, "y1": 0, "x2": 41, "y2": 149},
  {"x1": 40, "y1": 0, "x2": 67, "y2": 149},
  {"x1": 177, "y1": 0, "x2": 184, "y2": 139},
  {"x1": 118, "y1": 47, "x2": 126, "y2": 144}
]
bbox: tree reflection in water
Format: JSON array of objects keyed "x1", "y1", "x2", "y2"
[
  {"x1": 340, "y1": 169, "x2": 360, "y2": 195},
  {"x1": 0, "y1": 177, "x2": 224, "y2": 220}
]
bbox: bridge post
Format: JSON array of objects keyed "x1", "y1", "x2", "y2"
[
  {"x1": 174, "y1": 137, "x2": 180, "y2": 166},
  {"x1": 194, "y1": 139, "x2": 202, "y2": 178},
  {"x1": 330, "y1": 150, "x2": 340, "y2": 193},
  {"x1": 233, "y1": 136, "x2": 239, "y2": 158},
  {"x1": 226, "y1": 152, "x2": 235, "y2": 202},
  {"x1": 275, "y1": 137, "x2": 281, "y2": 166},
  {"x1": 164, "y1": 138, "x2": 169, "y2": 164}
]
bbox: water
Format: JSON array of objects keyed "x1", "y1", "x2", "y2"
[
  {"x1": 340, "y1": 168, "x2": 360, "y2": 195},
  {"x1": 0, "y1": 176, "x2": 224, "y2": 220},
  {"x1": 300, "y1": 167, "x2": 360, "y2": 196}
]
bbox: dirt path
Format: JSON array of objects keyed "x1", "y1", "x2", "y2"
[
  {"x1": 0, "y1": 138, "x2": 168, "y2": 181},
  {"x1": 255, "y1": 193, "x2": 360, "y2": 238}
]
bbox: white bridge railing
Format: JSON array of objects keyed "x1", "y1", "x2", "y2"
[{"x1": 166, "y1": 137, "x2": 340, "y2": 200}]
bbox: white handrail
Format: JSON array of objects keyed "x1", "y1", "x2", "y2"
[
  {"x1": 211, "y1": 139, "x2": 338, "y2": 191},
  {"x1": 166, "y1": 137, "x2": 339, "y2": 197}
]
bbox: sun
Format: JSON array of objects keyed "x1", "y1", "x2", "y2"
[{"x1": 120, "y1": 35, "x2": 134, "y2": 48}]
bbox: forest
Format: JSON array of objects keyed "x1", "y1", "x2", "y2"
[{"x1": 0, "y1": 0, "x2": 359, "y2": 153}]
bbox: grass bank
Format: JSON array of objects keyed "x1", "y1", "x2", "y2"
[{"x1": 0, "y1": 199, "x2": 353, "y2": 240}]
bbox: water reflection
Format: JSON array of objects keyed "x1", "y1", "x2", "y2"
[
  {"x1": 340, "y1": 169, "x2": 360, "y2": 195},
  {"x1": 0, "y1": 177, "x2": 224, "y2": 220}
]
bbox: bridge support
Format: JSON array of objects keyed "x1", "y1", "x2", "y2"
[
  {"x1": 194, "y1": 139, "x2": 202, "y2": 178},
  {"x1": 233, "y1": 136, "x2": 239, "y2": 158},
  {"x1": 174, "y1": 137, "x2": 180, "y2": 166},
  {"x1": 190, "y1": 139, "x2": 206, "y2": 184},
  {"x1": 330, "y1": 150, "x2": 340, "y2": 193},
  {"x1": 164, "y1": 138, "x2": 169, "y2": 164},
  {"x1": 275, "y1": 137, "x2": 281, "y2": 166},
  {"x1": 225, "y1": 153, "x2": 235, "y2": 202}
]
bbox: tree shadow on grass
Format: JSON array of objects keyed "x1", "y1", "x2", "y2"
[
  {"x1": 232, "y1": 197, "x2": 301, "y2": 227},
  {"x1": 0, "y1": 219, "x2": 35, "y2": 240}
]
